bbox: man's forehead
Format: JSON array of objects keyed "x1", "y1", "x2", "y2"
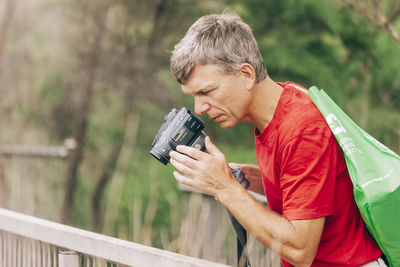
[{"x1": 181, "y1": 64, "x2": 223, "y2": 94}]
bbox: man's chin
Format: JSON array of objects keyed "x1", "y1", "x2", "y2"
[{"x1": 218, "y1": 120, "x2": 236, "y2": 129}]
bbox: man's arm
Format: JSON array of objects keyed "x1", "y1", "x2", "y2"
[
  {"x1": 170, "y1": 137, "x2": 324, "y2": 266},
  {"x1": 219, "y1": 182, "x2": 325, "y2": 267}
]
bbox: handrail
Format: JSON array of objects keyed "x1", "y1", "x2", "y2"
[
  {"x1": 178, "y1": 183, "x2": 267, "y2": 203},
  {"x1": 0, "y1": 208, "x2": 230, "y2": 267},
  {"x1": 0, "y1": 139, "x2": 76, "y2": 159}
]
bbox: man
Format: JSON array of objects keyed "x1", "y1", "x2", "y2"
[{"x1": 168, "y1": 12, "x2": 384, "y2": 266}]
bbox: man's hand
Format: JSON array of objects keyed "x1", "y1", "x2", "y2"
[{"x1": 169, "y1": 136, "x2": 238, "y2": 198}]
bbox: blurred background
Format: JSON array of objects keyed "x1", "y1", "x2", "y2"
[{"x1": 0, "y1": 0, "x2": 399, "y2": 265}]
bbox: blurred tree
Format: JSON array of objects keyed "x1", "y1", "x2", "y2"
[
  {"x1": 339, "y1": 0, "x2": 400, "y2": 43},
  {"x1": 60, "y1": 0, "x2": 111, "y2": 224},
  {"x1": 0, "y1": 0, "x2": 15, "y2": 62},
  {"x1": 335, "y1": 0, "x2": 400, "y2": 150},
  {"x1": 0, "y1": 0, "x2": 19, "y2": 210},
  {"x1": 47, "y1": 0, "x2": 214, "y2": 229},
  {"x1": 225, "y1": 0, "x2": 400, "y2": 153},
  {"x1": 0, "y1": 0, "x2": 16, "y2": 123},
  {"x1": 91, "y1": 0, "x2": 191, "y2": 232}
]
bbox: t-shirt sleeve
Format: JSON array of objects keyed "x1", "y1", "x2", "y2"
[{"x1": 278, "y1": 128, "x2": 339, "y2": 220}]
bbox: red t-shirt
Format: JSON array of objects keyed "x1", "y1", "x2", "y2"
[{"x1": 255, "y1": 81, "x2": 381, "y2": 266}]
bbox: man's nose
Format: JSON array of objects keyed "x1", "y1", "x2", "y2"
[{"x1": 194, "y1": 97, "x2": 210, "y2": 115}]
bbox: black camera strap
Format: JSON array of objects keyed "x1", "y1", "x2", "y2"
[
  {"x1": 227, "y1": 210, "x2": 251, "y2": 267},
  {"x1": 229, "y1": 168, "x2": 251, "y2": 267}
]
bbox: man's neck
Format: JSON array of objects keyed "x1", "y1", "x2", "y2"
[{"x1": 246, "y1": 76, "x2": 283, "y2": 133}]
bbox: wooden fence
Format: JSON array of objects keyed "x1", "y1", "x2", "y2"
[
  {"x1": 0, "y1": 141, "x2": 281, "y2": 266},
  {"x1": 0, "y1": 208, "x2": 230, "y2": 267},
  {"x1": 0, "y1": 139, "x2": 76, "y2": 222},
  {"x1": 178, "y1": 184, "x2": 281, "y2": 267}
]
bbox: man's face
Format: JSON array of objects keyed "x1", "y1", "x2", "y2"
[{"x1": 181, "y1": 64, "x2": 252, "y2": 129}]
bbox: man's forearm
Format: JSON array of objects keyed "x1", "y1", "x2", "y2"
[{"x1": 216, "y1": 181, "x2": 323, "y2": 266}]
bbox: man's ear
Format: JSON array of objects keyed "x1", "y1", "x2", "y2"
[{"x1": 239, "y1": 63, "x2": 256, "y2": 90}]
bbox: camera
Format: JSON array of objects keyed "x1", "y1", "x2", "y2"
[
  {"x1": 150, "y1": 107, "x2": 249, "y2": 189},
  {"x1": 150, "y1": 107, "x2": 251, "y2": 266},
  {"x1": 150, "y1": 107, "x2": 207, "y2": 165}
]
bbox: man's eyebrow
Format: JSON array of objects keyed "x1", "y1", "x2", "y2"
[
  {"x1": 198, "y1": 83, "x2": 217, "y2": 92},
  {"x1": 182, "y1": 83, "x2": 217, "y2": 96}
]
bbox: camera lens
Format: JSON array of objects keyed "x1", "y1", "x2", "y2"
[{"x1": 149, "y1": 148, "x2": 169, "y2": 165}]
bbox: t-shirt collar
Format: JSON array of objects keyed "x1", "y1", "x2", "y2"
[{"x1": 254, "y1": 82, "x2": 289, "y2": 143}]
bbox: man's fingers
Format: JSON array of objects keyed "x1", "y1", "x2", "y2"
[
  {"x1": 176, "y1": 145, "x2": 207, "y2": 160},
  {"x1": 170, "y1": 150, "x2": 198, "y2": 169},
  {"x1": 170, "y1": 158, "x2": 195, "y2": 177},
  {"x1": 173, "y1": 171, "x2": 193, "y2": 187}
]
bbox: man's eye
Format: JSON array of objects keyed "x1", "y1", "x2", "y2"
[
  {"x1": 199, "y1": 88, "x2": 215, "y2": 95},
  {"x1": 199, "y1": 90, "x2": 209, "y2": 96}
]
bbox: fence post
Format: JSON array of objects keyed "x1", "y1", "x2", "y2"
[
  {"x1": 58, "y1": 251, "x2": 80, "y2": 267},
  {"x1": 201, "y1": 195, "x2": 222, "y2": 261}
]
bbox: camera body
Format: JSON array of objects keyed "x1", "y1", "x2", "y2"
[
  {"x1": 150, "y1": 108, "x2": 207, "y2": 165},
  {"x1": 150, "y1": 107, "x2": 249, "y2": 189}
]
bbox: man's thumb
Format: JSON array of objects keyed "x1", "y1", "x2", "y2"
[{"x1": 205, "y1": 136, "x2": 220, "y2": 155}]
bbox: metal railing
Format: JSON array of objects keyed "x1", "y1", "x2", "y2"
[{"x1": 0, "y1": 208, "x2": 231, "y2": 267}]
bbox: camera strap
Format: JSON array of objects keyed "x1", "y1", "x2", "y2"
[
  {"x1": 227, "y1": 210, "x2": 251, "y2": 267},
  {"x1": 229, "y1": 168, "x2": 251, "y2": 267}
]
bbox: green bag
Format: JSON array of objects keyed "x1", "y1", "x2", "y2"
[{"x1": 308, "y1": 86, "x2": 400, "y2": 267}]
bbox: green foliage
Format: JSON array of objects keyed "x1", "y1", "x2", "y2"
[
  {"x1": 115, "y1": 151, "x2": 181, "y2": 246},
  {"x1": 228, "y1": 0, "x2": 400, "y2": 150}
]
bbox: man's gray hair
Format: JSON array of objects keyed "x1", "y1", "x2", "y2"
[{"x1": 170, "y1": 13, "x2": 267, "y2": 84}]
